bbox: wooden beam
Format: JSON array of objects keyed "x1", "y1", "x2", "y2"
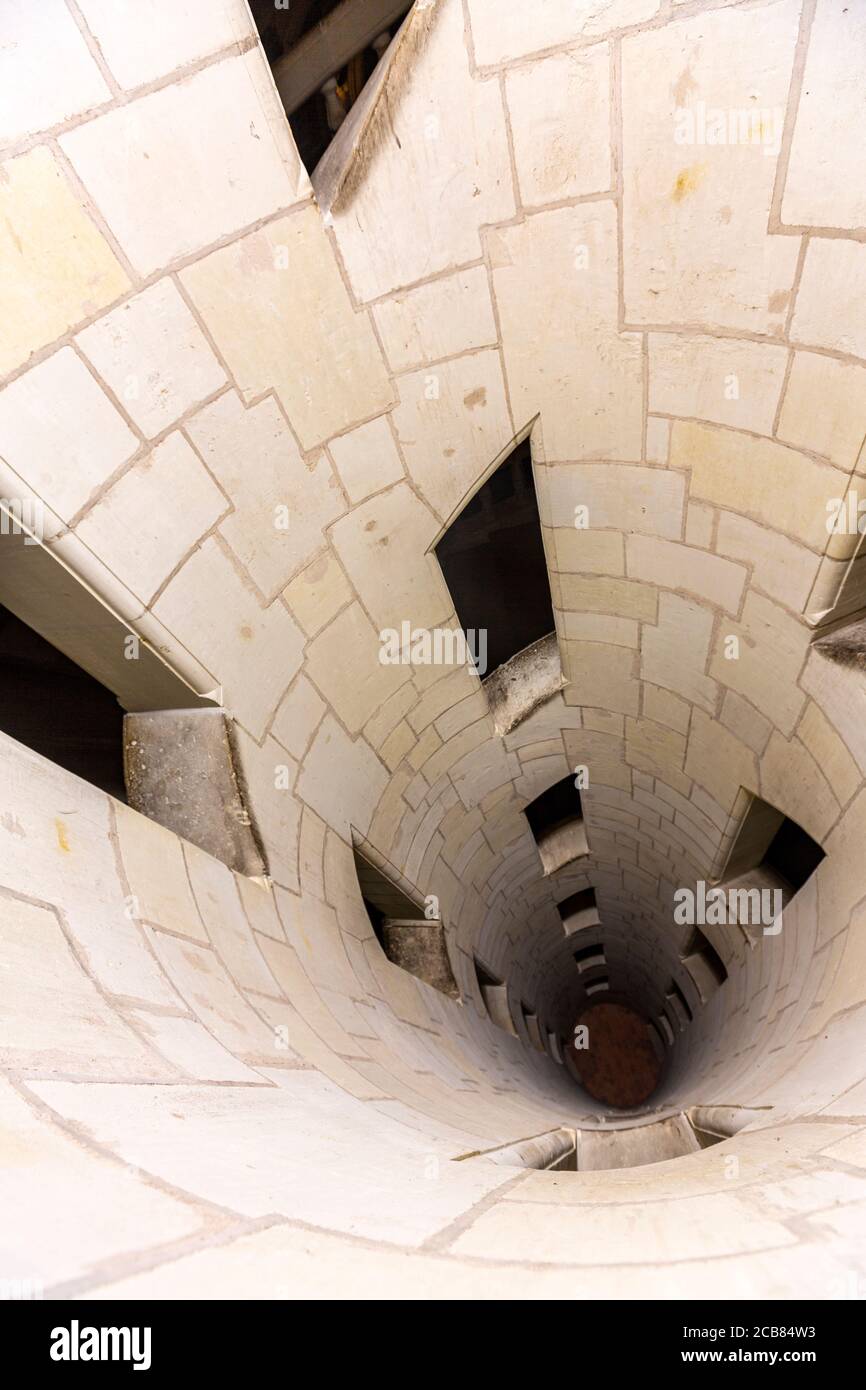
[{"x1": 272, "y1": 0, "x2": 409, "y2": 115}]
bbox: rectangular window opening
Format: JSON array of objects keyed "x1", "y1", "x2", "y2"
[
  {"x1": 572, "y1": 939, "x2": 606, "y2": 973},
  {"x1": 0, "y1": 602, "x2": 127, "y2": 800},
  {"x1": 474, "y1": 957, "x2": 517, "y2": 1035},
  {"x1": 681, "y1": 925, "x2": 727, "y2": 1002},
  {"x1": 585, "y1": 976, "x2": 609, "y2": 996},
  {"x1": 666, "y1": 980, "x2": 693, "y2": 1029},
  {"x1": 525, "y1": 775, "x2": 588, "y2": 876},
  {"x1": 521, "y1": 1003, "x2": 545, "y2": 1052},
  {"x1": 354, "y1": 847, "x2": 459, "y2": 998},
  {"x1": 435, "y1": 436, "x2": 562, "y2": 733},
  {"x1": 248, "y1": 1, "x2": 413, "y2": 177},
  {"x1": 573, "y1": 940, "x2": 604, "y2": 965},
  {"x1": 721, "y1": 794, "x2": 826, "y2": 940},
  {"x1": 763, "y1": 816, "x2": 825, "y2": 893},
  {"x1": 557, "y1": 885, "x2": 600, "y2": 935},
  {"x1": 0, "y1": 535, "x2": 232, "y2": 848}
]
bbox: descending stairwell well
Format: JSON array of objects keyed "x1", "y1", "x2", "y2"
[{"x1": 1, "y1": 0, "x2": 866, "y2": 1301}]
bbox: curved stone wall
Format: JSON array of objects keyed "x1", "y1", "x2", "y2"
[{"x1": 1, "y1": 0, "x2": 865, "y2": 1298}]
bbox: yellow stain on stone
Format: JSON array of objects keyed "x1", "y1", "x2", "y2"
[
  {"x1": 0, "y1": 146, "x2": 131, "y2": 378},
  {"x1": 672, "y1": 164, "x2": 705, "y2": 202},
  {"x1": 54, "y1": 819, "x2": 71, "y2": 854}
]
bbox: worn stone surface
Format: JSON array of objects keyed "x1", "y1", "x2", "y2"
[
  {"x1": 380, "y1": 919, "x2": 460, "y2": 999},
  {"x1": 124, "y1": 709, "x2": 267, "y2": 876}
]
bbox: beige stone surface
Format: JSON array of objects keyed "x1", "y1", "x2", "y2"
[
  {"x1": 797, "y1": 701, "x2": 862, "y2": 809},
  {"x1": 144, "y1": 929, "x2": 285, "y2": 1061},
  {"x1": 466, "y1": 0, "x2": 658, "y2": 66},
  {"x1": 75, "y1": 0, "x2": 247, "y2": 89},
  {"x1": 720, "y1": 690, "x2": 772, "y2": 757},
  {"x1": 643, "y1": 683, "x2": 691, "y2": 737},
  {"x1": 391, "y1": 350, "x2": 512, "y2": 518},
  {"x1": 627, "y1": 534, "x2": 746, "y2": 614},
  {"x1": 452, "y1": 1190, "x2": 794, "y2": 1263},
  {"x1": 3, "y1": 0, "x2": 866, "y2": 1305},
  {"x1": 685, "y1": 709, "x2": 757, "y2": 811},
  {"x1": 328, "y1": 415, "x2": 405, "y2": 505},
  {"x1": 329, "y1": 0, "x2": 514, "y2": 302},
  {"x1": 305, "y1": 604, "x2": 411, "y2": 736},
  {"x1": 185, "y1": 392, "x2": 345, "y2": 596},
  {"x1": 371, "y1": 269, "x2": 498, "y2": 373},
  {"x1": 283, "y1": 549, "x2": 354, "y2": 638},
  {"x1": 61, "y1": 53, "x2": 306, "y2": 277},
  {"x1": 491, "y1": 203, "x2": 643, "y2": 460},
  {"x1": 648, "y1": 334, "x2": 787, "y2": 434},
  {"x1": 626, "y1": 716, "x2": 687, "y2": 784},
  {"x1": 714, "y1": 511, "x2": 820, "y2": 613},
  {"x1": 685, "y1": 502, "x2": 714, "y2": 549},
  {"x1": 76, "y1": 278, "x2": 227, "y2": 438},
  {"x1": 271, "y1": 676, "x2": 326, "y2": 762},
  {"x1": 622, "y1": 1, "x2": 801, "y2": 332},
  {"x1": 781, "y1": 0, "x2": 866, "y2": 231},
  {"x1": 645, "y1": 416, "x2": 671, "y2": 464},
  {"x1": 0, "y1": 896, "x2": 168, "y2": 1079},
  {"x1": 552, "y1": 527, "x2": 625, "y2": 576},
  {"x1": 560, "y1": 574, "x2": 657, "y2": 622},
  {"x1": 184, "y1": 842, "x2": 280, "y2": 995},
  {"x1": 0, "y1": 147, "x2": 131, "y2": 378},
  {"x1": 562, "y1": 613, "x2": 638, "y2": 648},
  {"x1": 542, "y1": 462, "x2": 685, "y2": 539},
  {"x1": 777, "y1": 352, "x2": 866, "y2": 470},
  {"x1": 562, "y1": 642, "x2": 639, "y2": 716},
  {"x1": 74, "y1": 432, "x2": 227, "y2": 603},
  {"x1": 296, "y1": 717, "x2": 388, "y2": 837},
  {"x1": 115, "y1": 802, "x2": 208, "y2": 942},
  {"x1": 672, "y1": 420, "x2": 844, "y2": 552},
  {"x1": 0, "y1": 0, "x2": 109, "y2": 144},
  {"x1": 330, "y1": 484, "x2": 447, "y2": 630},
  {"x1": 791, "y1": 238, "x2": 866, "y2": 360},
  {"x1": 641, "y1": 591, "x2": 717, "y2": 714},
  {"x1": 181, "y1": 206, "x2": 392, "y2": 449},
  {"x1": 709, "y1": 592, "x2": 808, "y2": 736},
  {"x1": 505, "y1": 45, "x2": 611, "y2": 207},
  {"x1": 0, "y1": 347, "x2": 137, "y2": 521},
  {"x1": 153, "y1": 538, "x2": 305, "y2": 739},
  {"x1": 0, "y1": 1077, "x2": 206, "y2": 1288},
  {"x1": 127, "y1": 1009, "x2": 264, "y2": 1084}
]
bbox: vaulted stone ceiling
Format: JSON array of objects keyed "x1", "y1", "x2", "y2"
[{"x1": 1, "y1": 0, "x2": 865, "y2": 1299}]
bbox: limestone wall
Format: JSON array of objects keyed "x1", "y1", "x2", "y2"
[{"x1": 2, "y1": 0, "x2": 866, "y2": 1298}]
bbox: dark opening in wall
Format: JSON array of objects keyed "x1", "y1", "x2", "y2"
[
  {"x1": 0, "y1": 530, "x2": 262, "y2": 871},
  {"x1": 666, "y1": 980, "x2": 693, "y2": 1029},
  {"x1": 354, "y1": 846, "x2": 459, "y2": 997},
  {"x1": 558, "y1": 885, "x2": 600, "y2": 935},
  {"x1": 248, "y1": 0, "x2": 412, "y2": 175},
  {"x1": 574, "y1": 941, "x2": 606, "y2": 979},
  {"x1": 681, "y1": 925, "x2": 728, "y2": 1002},
  {"x1": 525, "y1": 776, "x2": 581, "y2": 840},
  {"x1": 435, "y1": 437, "x2": 556, "y2": 679},
  {"x1": 0, "y1": 603, "x2": 126, "y2": 800},
  {"x1": 355, "y1": 847, "x2": 420, "y2": 944},
  {"x1": 524, "y1": 774, "x2": 588, "y2": 875},
  {"x1": 520, "y1": 1003, "x2": 544, "y2": 1051},
  {"x1": 763, "y1": 816, "x2": 826, "y2": 893},
  {"x1": 574, "y1": 940, "x2": 604, "y2": 966},
  {"x1": 474, "y1": 957, "x2": 517, "y2": 1034},
  {"x1": 720, "y1": 793, "x2": 826, "y2": 938}
]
